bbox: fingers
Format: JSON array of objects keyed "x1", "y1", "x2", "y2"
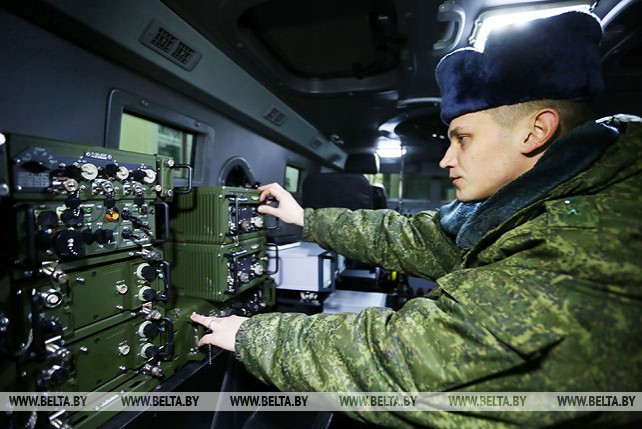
[
  {"x1": 190, "y1": 313, "x2": 249, "y2": 352},
  {"x1": 256, "y1": 183, "x2": 304, "y2": 226},
  {"x1": 197, "y1": 332, "x2": 215, "y2": 348},
  {"x1": 258, "y1": 183, "x2": 286, "y2": 202},
  {"x1": 257, "y1": 204, "x2": 277, "y2": 216},
  {"x1": 190, "y1": 312, "x2": 209, "y2": 327}
]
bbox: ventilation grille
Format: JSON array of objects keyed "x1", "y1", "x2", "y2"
[
  {"x1": 263, "y1": 106, "x2": 288, "y2": 126},
  {"x1": 141, "y1": 20, "x2": 202, "y2": 71}
]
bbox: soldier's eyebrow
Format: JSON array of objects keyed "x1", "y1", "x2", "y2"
[{"x1": 448, "y1": 126, "x2": 466, "y2": 139}]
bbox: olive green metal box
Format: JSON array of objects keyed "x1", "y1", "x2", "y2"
[
  {"x1": 169, "y1": 237, "x2": 269, "y2": 301},
  {"x1": 170, "y1": 186, "x2": 270, "y2": 245}
]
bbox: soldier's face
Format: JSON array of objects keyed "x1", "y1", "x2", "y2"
[{"x1": 440, "y1": 110, "x2": 530, "y2": 202}]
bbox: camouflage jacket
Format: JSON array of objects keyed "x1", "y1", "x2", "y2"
[{"x1": 236, "y1": 119, "x2": 642, "y2": 428}]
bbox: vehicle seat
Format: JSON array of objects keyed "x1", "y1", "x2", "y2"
[
  {"x1": 301, "y1": 153, "x2": 386, "y2": 288},
  {"x1": 302, "y1": 153, "x2": 386, "y2": 210}
]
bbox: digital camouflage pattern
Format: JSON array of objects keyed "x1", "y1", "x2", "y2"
[{"x1": 235, "y1": 120, "x2": 642, "y2": 428}]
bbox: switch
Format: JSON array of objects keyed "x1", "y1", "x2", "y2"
[{"x1": 93, "y1": 228, "x2": 114, "y2": 245}]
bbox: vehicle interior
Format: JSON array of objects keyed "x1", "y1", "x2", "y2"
[{"x1": 1, "y1": 0, "x2": 640, "y2": 428}]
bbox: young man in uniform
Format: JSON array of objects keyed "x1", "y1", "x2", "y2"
[{"x1": 192, "y1": 11, "x2": 642, "y2": 428}]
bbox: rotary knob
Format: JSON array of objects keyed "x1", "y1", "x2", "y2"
[
  {"x1": 142, "y1": 169, "x2": 157, "y2": 184},
  {"x1": 80, "y1": 163, "x2": 99, "y2": 181},
  {"x1": 60, "y1": 209, "x2": 83, "y2": 228},
  {"x1": 140, "y1": 343, "x2": 160, "y2": 359},
  {"x1": 138, "y1": 286, "x2": 158, "y2": 302},
  {"x1": 103, "y1": 163, "x2": 120, "y2": 178},
  {"x1": 41, "y1": 364, "x2": 69, "y2": 387},
  {"x1": 137, "y1": 321, "x2": 159, "y2": 340},
  {"x1": 41, "y1": 289, "x2": 63, "y2": 308},
  {"x1": 52, "y1": 229, "x2": 85, "y2": 257},
  {"x1": 64, "y1": 164, "x2": 83, "y2": 179},
  {"x1": 37, "y1": 210, "x2": 58, "y2": 228},
  {"x1": 136, "y1": 263, "x2": 157, "y2": 281},
  {"x1": 131, "y1": 169, "x2": 146, "y2": 182},
  {"x1": 93, "y1": 228, "x2": 114, "y2": 245},
  {"x1": 65, "y1": 195, "x2": 82, "y2": 209}
]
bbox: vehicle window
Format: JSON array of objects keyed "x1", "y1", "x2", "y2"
[
  {"x1": 284, "y1": 165, "x2": 301, "y2": 193},
  {"x1": 120, "y1": 112, "x2": 194, "y2": 178}
]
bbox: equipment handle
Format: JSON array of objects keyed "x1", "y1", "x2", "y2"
[
  {"x1": 172, "y1": 163, "x2": 193, "y2": 194},
  {"x1": 265, "y1": 243, "x2": 279, "y2": 275},
  {"x1": 151, "y1": 201, "x2": 169, "y2": 244}
]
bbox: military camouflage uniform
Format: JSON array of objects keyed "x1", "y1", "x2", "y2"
[{"x1": 235, "y1": 119, "x2": 642, "y2": 428}]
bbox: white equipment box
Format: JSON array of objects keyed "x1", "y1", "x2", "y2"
[
  {"x1": 323, "y1": 290, "x2": 388, "y2": 314},
  {"x1": 268, "y1": 242, "x2": 342, "y2": 292}
]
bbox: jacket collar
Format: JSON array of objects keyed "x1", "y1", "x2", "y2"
[{"x1": 439, "y1": 119, "x2": 620, "y2": 249}]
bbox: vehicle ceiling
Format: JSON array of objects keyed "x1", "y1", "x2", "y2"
[
  {"x1": 6, "y1": 0, "x2": 640, "y2": 168},
  {"x1": 160, "y1": 0, "x2": 641, "y2": 164}
]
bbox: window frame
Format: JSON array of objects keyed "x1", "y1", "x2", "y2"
[{"x1": 105, "y1": 89, "x2": 213, "y2": 187}]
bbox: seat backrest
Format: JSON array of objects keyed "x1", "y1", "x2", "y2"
[
  {"x1": 371, "y1": 183, "x2": 388, "y2": 209},
  {"x1": 302, "y1": 173, "x2": 374, "y2": 210}
]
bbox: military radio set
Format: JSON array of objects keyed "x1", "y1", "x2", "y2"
[{"x1": 0, "y1": 134, "x2": 277, "y2": 428}]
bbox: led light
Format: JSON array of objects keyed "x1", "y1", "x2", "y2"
[{"x1": 470, "y1": 1, "x2": 593, "y2": 50}]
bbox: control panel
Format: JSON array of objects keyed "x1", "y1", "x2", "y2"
[
  {"x1": 1, "y1": 135, "x2": 178, "y2": 429},
  {"x1": 0, "y1": 135, "x2": 277, "y2": 429}
]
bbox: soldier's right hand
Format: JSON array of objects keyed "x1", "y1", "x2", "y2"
[{"x1": 257, "y1": 183, "x2": 305, "y2": 227}]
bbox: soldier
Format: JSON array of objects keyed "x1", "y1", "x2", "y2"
[{"x1": 192, "y1": 11, "x2": 642, "y2": 428}]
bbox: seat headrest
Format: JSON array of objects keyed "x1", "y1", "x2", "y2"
[{"x1": 344, "y1": 153, "x2": 380, "y2": 174}]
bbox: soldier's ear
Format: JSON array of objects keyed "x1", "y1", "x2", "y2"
[{"x1": 521, "y1": 109, "x2": 560, "y2": 156}]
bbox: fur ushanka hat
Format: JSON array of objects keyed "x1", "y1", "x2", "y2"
[{"x1": 435, "y1": 11, "x2": 604, "y2": 124}]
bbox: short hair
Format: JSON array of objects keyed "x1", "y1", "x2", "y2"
[{"x1": 487, "y1": 99, "x2": 592, "y2": 141}]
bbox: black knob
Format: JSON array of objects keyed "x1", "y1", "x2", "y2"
[
  {"x1": 65, "y1": 164, "x2": 82, "y2": 179},
  {"x1": 140, "y1": 265, "x2": 157, "y2": 281},
  {"x1": 142, "y1": 344, "x2": 160, "y2": 359},
  {"x1": 105, "y1": 195, "x2": 116, "y2": 209},
  {"x1": 139, "y1": 322, "x2": 159, "y2": 340},
  {"x1": 122, "y1": 228, "x2": 134, "y2": 239},
  {"x1": 132, "y1": 170, "x2": 146, "y2": 182},
  {"x1": 134, "y1": 194, "x2": 145, "y2": 206},
  {"x1": 104, "y1": 163, "x2": 119, "y2": 178},
  {"x1": 41, "y1": 365, "x2": 69, "y2": 387},
  {"x1": 37, "y1": 210, "x2": 58, "y2": 228},
  {"x1": 53, "y1": 230, "x2": 85, "y2": 257},
  {"x1": 121, "y1": 210, "x2": 133, "y2": 220},
  {"x1": 141, "y1": 288, "x2": 158, "y2": 301},
  {"x1": 81, "y1": 228, "x2": 95, "y2": 245},
  {"x1": 93, "y1": 228, "x2": 114, "y2": 245},
  {"x1": 60, "y1": 209, "x2": 83, "y2": 228},
  {"x1": 65, "y1": 195, "x2": 82, "y2": 210}
]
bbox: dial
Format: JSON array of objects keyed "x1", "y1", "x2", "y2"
[
  {"x1": 142, "y1": 168, "x2": 157, "y2": 184},
  {"x1": 116, "y1": 166, "x2": 130, "y2": 180},
  {"x1": 80, "y1": 163, "x2": 99, "y2": 180}
]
